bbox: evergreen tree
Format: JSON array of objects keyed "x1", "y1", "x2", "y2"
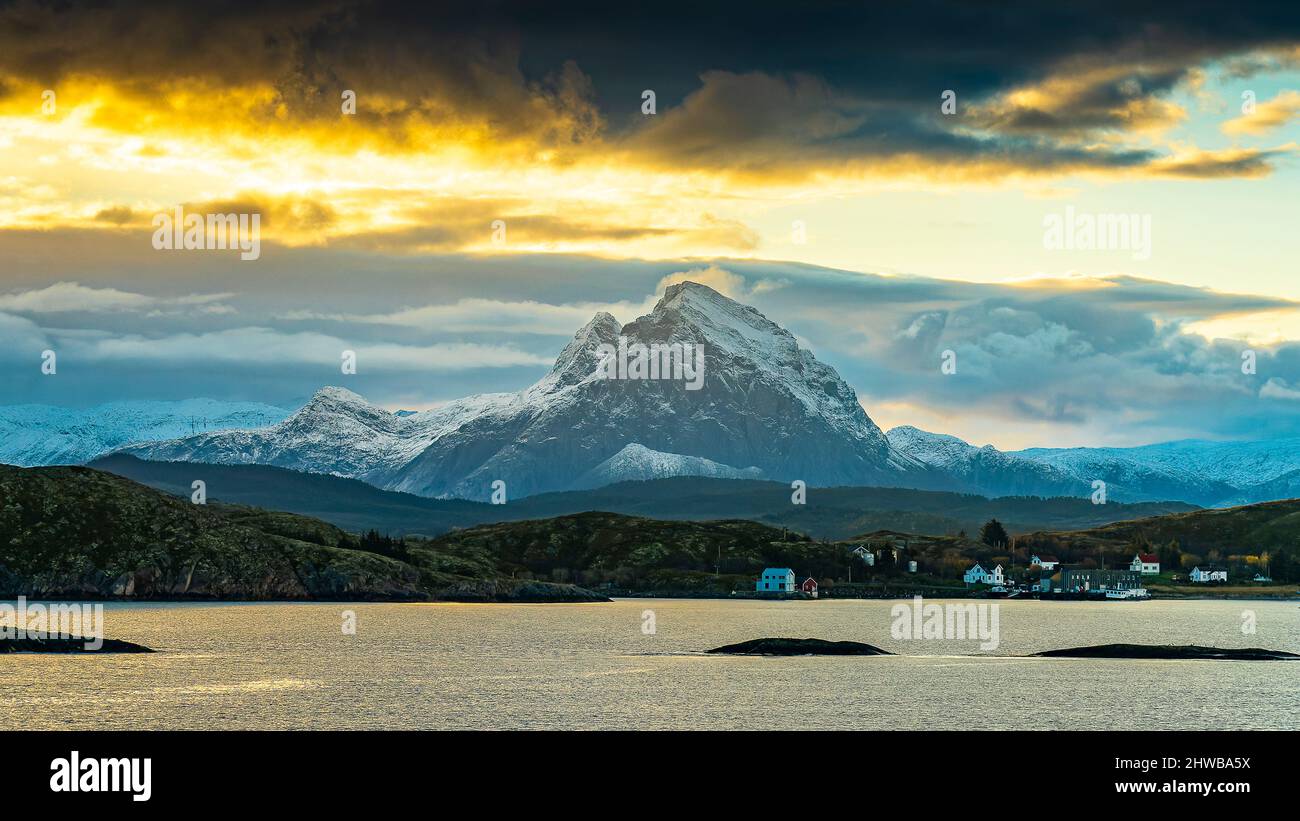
[{"x1": 979, "y1": 518, "x2": 1009, "y2": 549}]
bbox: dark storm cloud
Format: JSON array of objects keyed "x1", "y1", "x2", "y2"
[{"x1": 3, "y1": 0, "x2": 1299, "y2": 176}]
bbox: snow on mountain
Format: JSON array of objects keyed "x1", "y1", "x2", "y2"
[
  {"x1": 1013, "y1": 438, "x2": 1300, "y2": 489},
  {"x1": 122, "y1": 281, "x2": 948, "y2": 498},
  {"x1": 572, "y1": 443, "x2": 764, "y2": 489},
  {"x1": 122, "y1": 386, "x2": 517, "y2": 484},
  {"x1": 886, "y1": 426, "x2": 1086, "y2": 499},
  {"x1": 0, "y1": 399, "x2": 288, "y2": 467},
  {"x1": 887, "y1": 425, "x2": 1299, "y2": 506},
  {"x1": 1009, "y1": 438, "x2": 1300, "y2": 506}
]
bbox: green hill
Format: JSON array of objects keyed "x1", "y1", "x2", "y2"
[
  {"x1": 9, "y1": 463, "x2": 1297, "y2": 601},
  {"x1": 414, "y1": 511, "x2": 996, "y2": 593},
  {"x1": 1018, "y1": 498, "x2": 1300, "y2": 582},
  {"x1": 0, "y1": 465, "x2": 603, "y2": 602}
]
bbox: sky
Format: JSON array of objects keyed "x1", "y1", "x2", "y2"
[{"x1": 2, "y1": 0, "x2": 1300, "y2": 449}]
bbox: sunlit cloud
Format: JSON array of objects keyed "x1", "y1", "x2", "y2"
[{"x1": 1222, "y1": 89, "x2": 1300, "y2": 135}]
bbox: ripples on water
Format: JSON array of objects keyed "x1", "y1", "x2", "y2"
[{"x1": 3, "y1": 598, "x2": 1298, "y2": 730}]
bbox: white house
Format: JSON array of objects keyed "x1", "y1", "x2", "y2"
[
  {"x1": 963, "y1": 562, "x2": 1005, "y2": 586},
  {"x1": 1129, "y1": 553, "x2": 1160, "y2": 575},
  {"x1": 851, "y1": 545, "x2": 875, "y2": 566},
  {"x1": 1030, "y1": 555, "x2": 1059, "y2": 570},
  {"x1": 1189, "y1": 566, "x2": 1228, "y2": 583},
  {"x1": 756, "y1": 567, "x2": 796, "y2": 592}
]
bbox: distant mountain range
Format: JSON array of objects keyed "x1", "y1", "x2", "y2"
[
  {"x1": 4, "y1": 281, "x2": 1300, "y2": 508},
  {"x1": 0, "y1": 399, "x2": 288, "y2": 466},
  {"x1": 887, "y1": 426, "x2": 1300, "y2": 507},
  {"x1": 91, "y1": 454, "x2": 1196, "y2": 541}
]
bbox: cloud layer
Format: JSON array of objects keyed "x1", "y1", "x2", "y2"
[
  {"x1": 1, "y1": 0, "x2": 1298, "y2": 257},
  {"x1": 4, "y1": 249, "x2": 1300, "y2": 448}
]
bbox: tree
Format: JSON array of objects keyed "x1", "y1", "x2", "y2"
[
  {"x1": 979, "y1": 519, "x2": 1009, "y2": 549},
  {"x1": 1159, "y1": 539, "x2": 1180, "y2": 568}
]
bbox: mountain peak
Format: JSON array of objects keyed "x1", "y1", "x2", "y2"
[
  {"x1": 576, "y1": 311, "x2": 621, "y2": 338},
  {"x1": 656, "y1": 281, "x2": 759, "y2": 324},
  {"x1": 660, "y1": 279, "x2": 728, "y2": 303},
  {"x1": 534, "y1": 310, "x2": 622, "y2": 393},
  {"x1": 632, "y1": 280, "x2": 794, "y2": 361},
  {"x1": 308, "y1": 386, "x2": 372, "y2": 406}
]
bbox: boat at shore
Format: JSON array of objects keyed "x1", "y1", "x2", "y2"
[{"x1": 1104, "y1": 588, "x2": 1151, "y2": 600}]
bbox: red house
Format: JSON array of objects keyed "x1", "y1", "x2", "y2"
[{"x1": 800, "y1": 577, "x2": 819, "y2": 598}]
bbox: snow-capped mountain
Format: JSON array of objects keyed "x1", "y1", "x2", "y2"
[
  {"x1": 887, "y1": 425, "x2": 1300, "y2": 506},
  {"x1": 571, "y1": 443, "x2": 765, "y2": 489},
  {"x1": 16, "y1": 281, "x2": 1300, "y2": 507},
  {"x1": 122, "y1": 281, "x2": 948, "y2": 498},
  {"x1": 0, "y1": 399, "x2": 289, "y2": 467}
]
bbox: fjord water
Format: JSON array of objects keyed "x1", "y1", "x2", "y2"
[{"x1": 4, "y1": 599, "x2": 1298, "y2": 730}]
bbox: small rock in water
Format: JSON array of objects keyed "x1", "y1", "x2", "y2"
[
  {"x1": 708, "y1": 637, "x2": 892, "y2": 656},
  {"x1": 0, "y1": 635, "x2": 153, "y2": 654},
  {"x1": 1034, "y1": 643, "x2": 1298, "y2": 661}
]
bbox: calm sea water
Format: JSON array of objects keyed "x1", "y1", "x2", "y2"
[{"x1": 3, "y1": 598, "x2": 1298, "y2": 730}]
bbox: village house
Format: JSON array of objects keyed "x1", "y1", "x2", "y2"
[
  {"x1": 963, "y1": 562, "x2": 1005, "y2": 586},
  {"x1": 756, "y1": 567, "x2": 796, "y2": 593},
  {"x1": 800, "y1": 577, "x2": 819, "y2": 598},
  {"x1": 1189, "y1": 566, "x2": 1228, "y2": 583},
  {"x1": 1030, "y1": 554, "x2": 1059, "y2": 570},
  {"x1": 850, "y1": 545, "x2": 875, "y2": 566},
  {"x1": 1129, "y1": 552, "x2": 1161, "y2": 575}
]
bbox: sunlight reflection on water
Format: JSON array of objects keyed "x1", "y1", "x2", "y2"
[{"x1": 3, "y1": 598, "x2": 1297, "y2": 730}]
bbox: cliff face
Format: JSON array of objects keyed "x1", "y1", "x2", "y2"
[{"x1": 0, "y1": 465, "x2": 605, "y2": 602}]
